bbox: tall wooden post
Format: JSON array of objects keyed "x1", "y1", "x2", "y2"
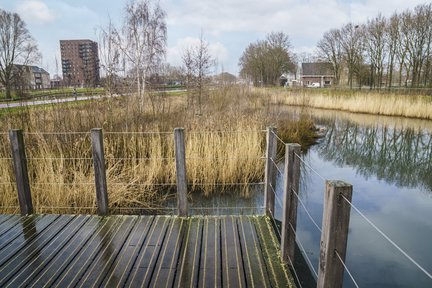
[
  {"x1": 174, "y1": 128, "x2": 188, "y2": 217},
  {"x1": 317, "y1": 180, "x2": 353, "y2": 288},
  {"x1": 91, "y1": 128, "x2": 109, "y2": 216},
  {"x1": 264, "y1": 127, "x2": 277, "y2": 217},
  {"x1": 9, "y1": 129, "x2": 33, "y2": 215},
  {"x1": 281, "y1": 143, "x2": 301, "y2": 263}
]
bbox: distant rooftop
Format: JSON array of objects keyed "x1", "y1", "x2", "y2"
[{"x1": 302, "y1": 62, "x2": 333, "y2": 76}]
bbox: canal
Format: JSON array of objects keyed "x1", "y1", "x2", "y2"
[{"x1": 275, "y1": 107, "x2": 432, "y2": 287}]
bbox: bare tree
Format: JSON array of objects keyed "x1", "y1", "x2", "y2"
[
  {"x1": 339, "y1": 23, "x2": 364, "y2": 88},
  {"x1": 182, "y1": 34, "x2": 215, "y2": 115},
  {"x1": 98, "y1": 17, "x2": 121, "y2": 97},
  {"x1": 317, "y1": 28, "x2": 344, "y2": 85},
  {"x1": 120, "y1": 0, "x2": 167, "y2": 111},
  {"x1": 364, "y1": 14, "x2": 387, "y2": 88},
  {"x1": 239, "y1": 32, "x2": 295, "y2": 86},
  {"x1": 0, "y1": 9, "x2": 39, "y2": 99}
]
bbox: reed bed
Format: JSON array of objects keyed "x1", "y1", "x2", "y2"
[
  {"x1": 269, "y1": 88, "x2": 432, "y2": 120},
  {"x1": 1, "y1": 86, "x2": 312, "y2": 214}
]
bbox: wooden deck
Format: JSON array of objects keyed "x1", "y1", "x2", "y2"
[{"x1": 0, "y1": 214, "x2": 294, "y2": 287}]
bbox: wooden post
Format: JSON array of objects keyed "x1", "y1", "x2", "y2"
[
  {"x1": 91, "y1": 128, "x2": 109, "y2": 216},
  {"x1": 281, "y1": 143, "x2": 301, "y2": 263},
  {"x1": 264, "y1": 127, "x2": 277, "y2": 217},
  {"x1": 9, "y1": 129, "x2": 33, "y2": 215},
  {"x1": 317, "y1": 180, "x2": 353, "y2": 288},
  {"x1": 174, "y1": 128, "x2": 188, "y2": 217}
]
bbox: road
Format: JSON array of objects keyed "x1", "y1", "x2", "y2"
[{"x1": 0, "y1": 95, "x2": 103, "y2": 109}]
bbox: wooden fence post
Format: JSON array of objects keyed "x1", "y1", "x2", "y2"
[
  {"x1": 317, "y1": 180, "x2": 353, "y2": 288},
  {"x1": 91, "y1": 128, "x2": 109, "y2": 216},
  {"x1": 264, "y1": 127, "x2": 277, "y2": 217},
  {"x1": 9, "y1": 129, "x2": 33, "y2": 215},
  {"x1": 281, "y1": 143, "x2": 301, "y2": 263},
  {"x1": 174, "y1": 128, "x2": 188, "y2": 217}
]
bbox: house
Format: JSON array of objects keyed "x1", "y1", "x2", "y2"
[
  {"x1": 280, "y1": 72, "x2": 299, "y2": 87},
  {"x1": 301, "y1": 63, "x2": 334, "y2": 87},
  {"x1": 13, "y1": 65, "x2": 51, "y2": 90}
]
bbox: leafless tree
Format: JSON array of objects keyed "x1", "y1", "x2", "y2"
[
  {"x1": 339, "y1": 23, "x2": 364, "y2": 88},
  {"x1": 0, "y1": 9, "x2": 39, "y2": 99},
  {"x1": 317, "y1": 29, "x2": 344, "y2": 85},
  {"x1": 239, "y1": 32, "x2": 295, "y2": 86},
  {"x1": 98, "y1": 17, "x2": 122, "y2": 97},
  {"x1": 364, "y1": 14, "x2": 387, "y2": 88},
  {"x1": 120, "y1": 0, "x2": 167, "y2": 111},
  {"x1": 182, "y1": 34, "x2": 215, "y2": 115}
]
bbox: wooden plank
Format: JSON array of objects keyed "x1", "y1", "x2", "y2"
[
  {"x1": 29, "y1": 216, "x2": 108, "y2": 287},
  {"x1": 53, "y1": 216, "x2": 124, "y2": 287},
  {"x1": 0, "y1": 215, "x2": 74, "y2": 286},
  {"x1": 0, "y1": 215, "x2": 16, "y2": 226},
  {"x1": 150, "y1": 217, "x2": 186, "y2": 287},
  {"x1": 0, "y1": 214, "x2": 58, "y2": 266},
  {"x1": 125, "y1": 216, "x2": 171, "y2": 287},
  {"x1": 221, "y1": 216, "x2": 246, "y2": 288},
  {"x1": 173, "y1": 217, "x2": 202, "y2": 288},
  {"x1": 102, "y1": 216, "x2": 155, "y2": 287},
  {"x1": 254, "y1": 216, "x2": 294, "y2": 288},
  {"x1": 0, "y1": 215, "x2": 40, "y2": 249},
  {"x1": 4, "y1": 215, "x2": 90, "y2": 287},
  {"x1": 238, "y1": 216, "x2": 271, "y2": 288},
  {"x1": 199, "y1": 217, "x2": 221, "y2": 287},
  {"x1": 76, "y1": 216, "x2": 138, "y2": 287}
]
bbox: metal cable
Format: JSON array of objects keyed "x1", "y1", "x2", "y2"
[
  {"x1": 108, "y1": 183, "x2": 176, "y2": 186},
  {"x1": 105, "y1": 157, "x2": 175, "y2": 161},
  {"x1": 189, "y1": 206, "x2": 264, "y2": 210},
  {"x1": 292, "y1": 188, "x2": 322, "y2": 233},
  {"x1": 0, "y1": 158, "x2": 12, "y2": 160},
  {"x1": 27, "y1": 157, "x2": 93, "y2": 160},
  {"x1": 271, "y1": 130, "x2": 286, "y2": 146},
  {"x1": 188, "y1": 182, "x2": 265, "y2": 186},
  {"x1": 268, "y1": 209, "x2": 282, "y2": 239},
  {"x1": 24, "y1": 132, "x2": 90, "y2": 135},
  {"x1": 269, "y1": 157, "x2": 284, "y2": 177},
  {"x1": 341, "y1": 195, "x2": 432, "y2": 280},
  {"x1": 32, "y1": 182, "x2": 95, "y2": 185},
  {"x1": 335, "y1": 250, "x2": 360, "y2": 288},
  {"x1": 294, "y1": 152, "x2": 326, "y2": 181},
  {"x1": 0, "y1": 206, "x2": 19, "y2": 209},
  {"x1": 289, "y1": 222, "x2": 319, "y2": 279},
  {"x1": 0, "y1": 183, "x2": 13, "y2": 185},
  {"x1": 188, "y1": 130, "x2": 265, "y2": 135},
  {"x1": 185, "y1": 157, "x2": 266, "y2": 161},
  {"x1": 269, "y1": 183, "x2": 284, "y2": 210},
  {"x1": 104, "y1": 131, "x2": 172, "y2": 135}
]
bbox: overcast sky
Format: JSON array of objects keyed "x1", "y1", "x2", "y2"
[{"x1": 0, "y1": 0, "x2": 427, "y2": 76}]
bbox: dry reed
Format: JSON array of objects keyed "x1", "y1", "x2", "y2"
[
  {"x1": 0, "y1": 85, "x2": 311, "y2": 214},
  {"x1": 269, "y1": 88, "x2": 432, "y2": 120}
]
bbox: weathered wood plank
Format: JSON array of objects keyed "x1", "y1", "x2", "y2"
[
  {"x1": 221, "y1": 216, "x2": 246, "y2": 288},
  {"x1": 0, "y1": 215, "x2": 58, "y2": 266},
  {"x1": 238, "y1": 216, "x2": 271, "y2": 287},
  {"x1": 173, "y1": 217, "x2": 203, "y2": 288},
  {"x1": 76, "y1": 216, "x2": 138, "y2": 287},
  {"x1": 5, "y1": 215, "x2": 89, "y2": 287},
  {"x1": 199, "y1": 217, "x2": 222, "y2": 287},
  {"x1": 150, "y1": 217, "x2": 186, "y2": 287},
  {"x1": 0, "y1": 215, "x2": 296, "y2": 287},
  {"x1": 102, "y1": 216, "x2": 155, "y2": 287},
  {"x1": 254, "y1": 216, "x2": 294, "y2": 288},
  {"x1": 0, "y1": 215, "x2": 40, "y2": 249},
  {"x1": 53, "y1": 216, "x2": 124, "y2": 287},
  {"x1": 125, "y1": 216, "x2": 170, "y2": 287},
  {"x1": 0, "y1": 214, "x2": 16, "y2": 226},
  {"x1": 29, "y1": 216, "x2": 107, "y2": 287},
  {"x1": 0, "y1": 215, "x2": 74, "y2": 286}
]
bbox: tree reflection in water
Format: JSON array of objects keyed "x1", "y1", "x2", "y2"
[{"x1": 316, "y1": 116, "x2": 432, "y2": 191}]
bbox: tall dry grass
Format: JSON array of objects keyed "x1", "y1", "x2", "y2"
[
  {"x1": 2, "y1": 85, "x2": 303, "y2": 214},
  {"x1": 268, "y1": 88, "x2": 432, "y2": 120}
]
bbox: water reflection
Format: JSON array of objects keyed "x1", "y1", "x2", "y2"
[{"x1": 317, "y1": 120, "x2": 432, "y2": 190}]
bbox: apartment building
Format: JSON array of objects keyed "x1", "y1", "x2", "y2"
[{"x1": 60, "y1": 39, "x2": 100, "y2": 87}]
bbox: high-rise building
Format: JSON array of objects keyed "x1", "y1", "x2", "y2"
[{"x1": 60, "y1": 39, "x2": 100, "y2": 87}]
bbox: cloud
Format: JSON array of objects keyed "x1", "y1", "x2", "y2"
[
  {"x1": 167, "y1": 37, "x2": 228, "y2": 68},
  {"x1": 17, "y1": 0, "x2": 56, "y2": 24}
]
